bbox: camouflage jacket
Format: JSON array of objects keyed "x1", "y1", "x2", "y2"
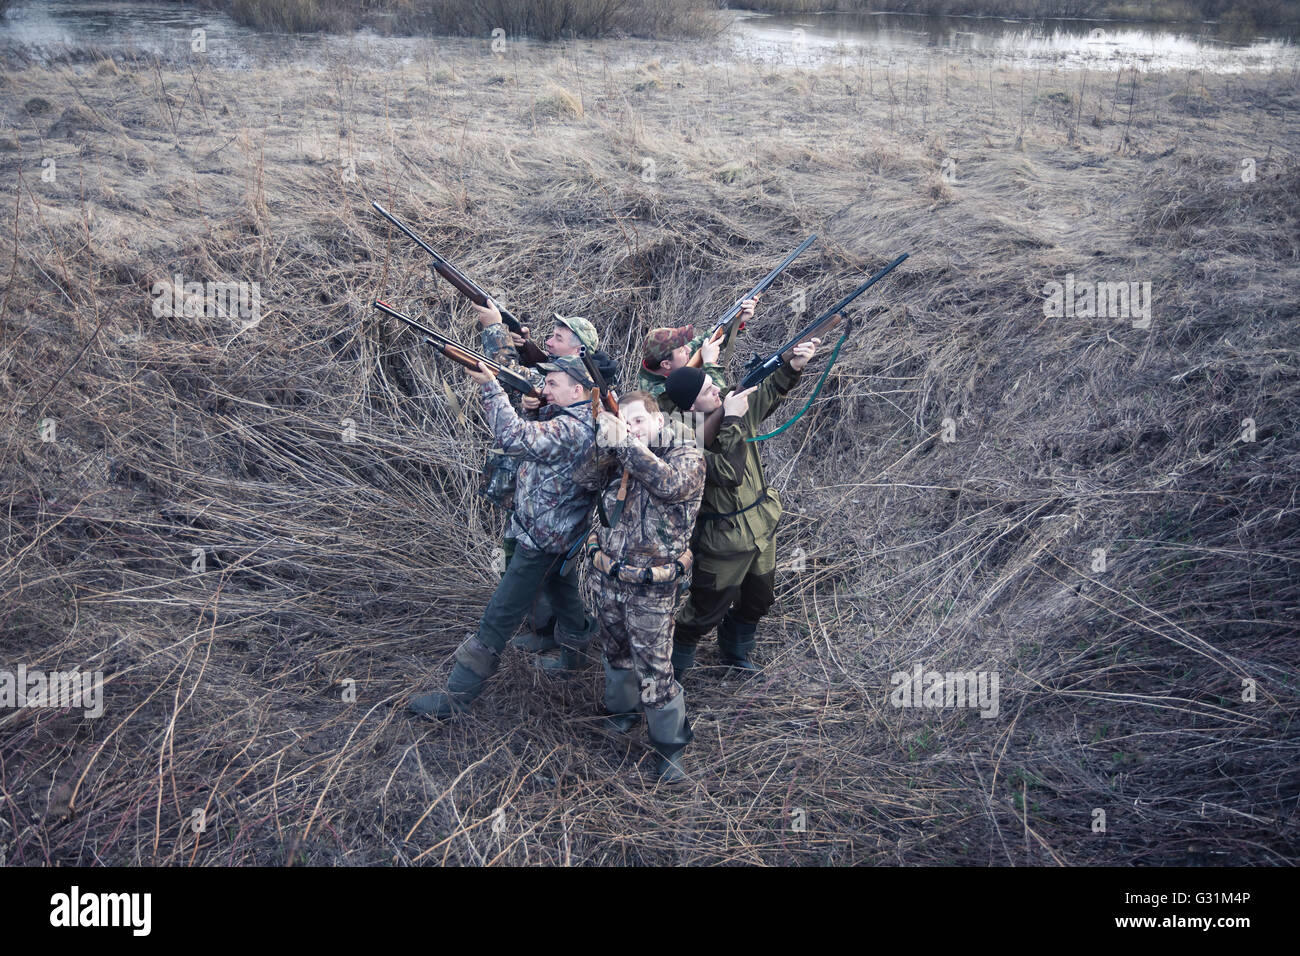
[
  {"x1": 574, "y1": 418, "x2": 704, "y2": 569},
  {"x1": 481, "y1": 376, "x2": 596, "y2": 554},
  {"x1": 478, "y1": 323, "x2": 546, "y2": 510},
  {"x1": 693, "y1": 359, "x2": 803, "y2": 558},
  {"x1": 481, "y1": 322, "x2": 546, "y2": 395},
  {"x1": 637, "y1": 329, "x2": 727, "y2": 398}
]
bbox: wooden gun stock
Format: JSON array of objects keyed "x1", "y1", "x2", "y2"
[
  {"x1": 372, "y1": 299, "x2": 545, "y2": 402},
  {"x1": 685, "y1": 326, "x2": 727, "y2": 369}
]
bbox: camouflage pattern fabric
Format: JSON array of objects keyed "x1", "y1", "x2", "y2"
[
  {"x1": 638, "y1": 328, "x2": 727, "y2": 398},
  {"x1": 480, "y1": 322, "x2": 545, "y2": 392},
  {"x1": 573, "y1": 417, "x2": 705, "y2": 569},
  {"x1": 575, "y1": 416, "x2": 704, "y2": 708},
  {"x1": 477, "y1": 323, "x2": 546, "y2": 511},
  {"x1": 480, "y1": 376, "x2": 596, "y2": 554},
  {"x1": 597, "y1": 576, "x2": 684, "y2": 708}
]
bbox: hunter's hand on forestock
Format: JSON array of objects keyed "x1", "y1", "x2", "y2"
[
  {"x1": 472, "y1": 298, "x2": 503, "y2": 329},
  {"x1": 467, "y1": 360, "x2": 496, "y2": 385},
  {"x1": 788, "y1": 336, "x2": 822, "y2": 372},
  {"x1": 739, "y1": 293, "x2": 760, "y2": 327}
]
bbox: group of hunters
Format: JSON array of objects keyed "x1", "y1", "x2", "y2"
[{"x1": 406, "y1": 292, "x2": 823, "y2": 785}]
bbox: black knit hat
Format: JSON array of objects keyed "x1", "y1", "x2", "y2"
[{"x1": 663, "y1": 366, "x2": 707, "y2": 412}]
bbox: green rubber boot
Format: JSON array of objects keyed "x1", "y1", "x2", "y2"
[
  {"x1": 645, "y1": 693, "x2": 694, "y2": 786},
  {"x1": 670, "y1": 643, "x2": 696, "y2": 683},
  {"x1": 408, "y1": 662, "x2": 486, "y2": 720},
  {"x1": 409, "y1": 637, "x2": 499, "y2": 720},
  {"x1": 511, "y1": 628, "x2": 558, "y2": 653},
  {"x1": 718, "y1": 613, "x2": 759, "y2": 674},
  {"x1": 602, "y1": 658, "x2": 642, "y2": 734},
  {"x1": 537, "y1": 615, "x2": 597, "y2": 675}
]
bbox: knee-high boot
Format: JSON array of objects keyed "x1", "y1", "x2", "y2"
[
  {"x1": 718, "y1": 612, "x2": 759, "y2": 673},
  {"x1": 644, "y1": 693, "x2": 693, "y2": 785},
  {"x1": 602, "y1": 657, "x2": 642, "y2": 733},
  {"x1": 408, "y1": 638, "x2": 499, "y2": 720}
]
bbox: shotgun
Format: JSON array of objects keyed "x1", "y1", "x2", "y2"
[
  {"x1": 373, "y1": 299, "x2": 545, "y2": 402},
  {"x1": 579, "y1": 351, "x2": 631, "y2": 528},
  {"x1": 687, "y1": 233, "x2": 819, "y2": 368},
  {"x1": 372, "y1": 201, "x2": 549, "y2": 366},
  {"x1": 738, "y1": 253, "x2": 908, "y2": 390}
]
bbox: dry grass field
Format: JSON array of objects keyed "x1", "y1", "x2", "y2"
[{"x1": 1, "y1": 33, "x2": 1297, "y2": 864}]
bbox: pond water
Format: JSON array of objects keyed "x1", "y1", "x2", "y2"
[
  {"x1": 0, "y1": 0, "x2": 444, "y2": 67},
  {"x1": 1, "y1": 0, "x2": 1296, "y2": 73},
  {"x1": 729, "y1": 9, "x2": 1300, "y2": 72}
]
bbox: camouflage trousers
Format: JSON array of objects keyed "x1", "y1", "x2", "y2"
[{"x1": 595, "y1": 574, "x2": 687, "y2": 709}]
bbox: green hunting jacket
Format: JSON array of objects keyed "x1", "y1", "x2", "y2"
[{"x1": 693, "y1": 358, "x2": 803, "y2": 558}]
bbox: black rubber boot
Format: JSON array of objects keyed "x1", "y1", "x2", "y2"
[
  {"x1": 670, "y1": 643, "x2": 696, "y2": 683},
  {"x1": 645, "y1": 694, "x2": 693, "y2": 785},
  {"x1": 511, "y1": 593, "x2": 558, "y2": 652},
  {"x1": 408, "y1": 661, "x2": 487, "y2": 720},
  {"x1": 601, "y1": 658, "x2": 642, "y2": 734},
  {"x1": 718, "y1": 613, "x2": 759, "y2": 674},
  {"x1": 537, "y1": 615, "x2": 597, "y2": 675},
  {"x1": 511, "y1": 628, "x2": 559, "y2": 653}
]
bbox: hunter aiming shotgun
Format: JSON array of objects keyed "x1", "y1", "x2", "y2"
[
  {"x1": 738, "y1": 253, "x2": 909, "y2": 391},
  {"x1": 372, "y1": 299, "x2": 545, "y2": 402},
  {"x1": 371, "y1": 201, "x2": 549, "y2": 366},
  {"x1": 687, "y1": 233, "x2": 819, "y2": 369}
]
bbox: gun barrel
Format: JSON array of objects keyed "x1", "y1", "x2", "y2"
[
  {"x1": 371, "y1": 299, "x2": 543, "y2": 400},
  {"x1": 710, "y1": 233, "x2": 819, "y2": 338},
  {"x1": 372, "y1": 201, "x2": 448, "y2": 267},
  {"x1": 686, "y1": 233, "x2": 819, "y2": 370},
  {"x1": 372, "y1": 201, "x2": 525, "y2": 332},
  {"x1": 737, "y1": 252, "x2": 907, "y2": 390}
]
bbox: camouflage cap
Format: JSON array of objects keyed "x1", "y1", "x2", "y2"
[
  {"x1": 642, "y1": 325, "x2": 694, "y2": 369},
  {"x1": 536, "y1": 354, "x2": 595, "y2": 388},
  {"x1": 553, "y1": 314, "x2": 599, "y2": 353}
]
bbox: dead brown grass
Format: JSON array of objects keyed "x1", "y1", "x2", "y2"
[{"x1": 0, "y1": 38, "x2": 1297, "y2": 865}]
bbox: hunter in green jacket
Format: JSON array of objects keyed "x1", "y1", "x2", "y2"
[{"x1": 657, "y1": 336, "x2": 821, "y2": 676}]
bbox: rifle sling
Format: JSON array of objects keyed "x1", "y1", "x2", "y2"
[
  {"x1": 746, "y1": 323, "x2": 851, "y2": 443},
  {"x1": 698, "y1": 487, "x2": 773, "y2": 522}
]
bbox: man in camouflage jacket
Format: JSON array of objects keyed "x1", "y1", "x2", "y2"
[
  {"x1": 574, "y1": 390, "x2": 704, "y2": 784},
  {"x1": 409, "y1": 354, "x2": 600, "y2": 720},
  {"x1": 637, "y1": 296, "x2": 759, "y2": 399},
  {"x1": 472, "y1": 299, "x2": 617, "y2": 654},
  {"x1": 656, "y1": 337, "x2": 821, "y2": 678},
  {"x1": 474, "y1": 301, "x2": 614, "y2": 508}
]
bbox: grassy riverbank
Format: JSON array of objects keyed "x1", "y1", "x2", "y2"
[
  {"x1": 202, "y1": 0, "x2": 719, "y2": 39},
  {"x1": 73, "y1": 0, "x2": 1300, "y2": 38},
  {"x1": 1, "y1": 37, "x2": 1297, "y2": 865}
]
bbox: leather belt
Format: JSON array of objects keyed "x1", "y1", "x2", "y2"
[{"x1": 584, "y1": 529, "x2": 692, "y2": 584}]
